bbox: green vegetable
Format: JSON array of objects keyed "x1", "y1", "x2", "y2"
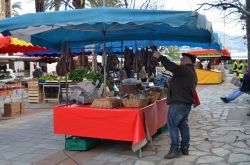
[{"x1": 68, "y1": 68, "x2": 103, "y2": 83}]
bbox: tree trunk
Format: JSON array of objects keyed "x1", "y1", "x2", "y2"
[
  {"x1": 35, "y1": 0, "x2": 45, "y2": 12},
  {"x1": 5, "y1": 0, "x2": 11, "y2": 17},
  {"x1": 246, "y1": 0, "x2": 250, "y2": 70},
  {"x1": 72, "y1": 0, "x2": 85, "y2": 9}
]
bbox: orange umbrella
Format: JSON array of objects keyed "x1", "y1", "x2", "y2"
[{"x1": 0, "y1": 36, "x2": 48, "y2": 53}]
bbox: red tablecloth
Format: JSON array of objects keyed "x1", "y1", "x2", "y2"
[{"x1": 54, "y1": 98, "x2": 168, "y2": 151}]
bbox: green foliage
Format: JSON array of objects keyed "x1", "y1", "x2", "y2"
[
  {"x1": 68, "y1": 68, "x2": 88, "y2": 82},
  {"x1": 38, "y1": 75, "x2": 57, "y2": 81},
  {"x1": 166, "y1": 46, "x2": 180, "y2": 60},
  {"x1": 68, "y1": 68, "x2": 104, "y2": 83},
  {"x1": 87, "y1": 0, "x2": 122, "y2": 7},
  {"x1": 12, "y1": 2, "x2": 22, "y2": 16}
]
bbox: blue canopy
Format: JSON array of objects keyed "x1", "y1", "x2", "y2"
[
  {"x1": 24, "y1": 49, "x2": 92, "y2": 57},
  {"x1": 98, "y1": 33, "x2": 221, "y2": 51},
  {"x1": 0, "y1": 7, "x2": 214, "y2": 50}
]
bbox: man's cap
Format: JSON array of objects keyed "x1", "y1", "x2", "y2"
[{"x1": 182, "y1": 53, "x2": 196, "y2": 64}]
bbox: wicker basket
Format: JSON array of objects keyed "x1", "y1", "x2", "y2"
[
  {"x1": 91, "y1": 98, "x2": 121, "y2": 108},
  {"x1": 145, "y1": 92, "x2": 161, "y2": 103},
  {"x1": 148, "y1": 89, "x2": 166, "y2": 100},
  {"x1": 122, "y1": 98, "x2": 149, "y2": 108}
]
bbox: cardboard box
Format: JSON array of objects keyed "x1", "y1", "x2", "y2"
[
  {"x1": 20, "y1": 103, "x2": 25, "y2": 114},
  {"x1": 4, "y1": 103, "x2": 21, "y2": 117}
]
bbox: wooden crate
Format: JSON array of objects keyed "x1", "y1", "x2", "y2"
[
  {"x1": 28, "y1": 81, "x2": 43, "y2": 103},
  {"x1": 4, "y1": 103, "x2": 21, "y2": 117}
]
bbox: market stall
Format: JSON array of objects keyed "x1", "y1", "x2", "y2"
[
  {"x1": 187, "y1": 48, "x2": 231, "y2": 84},
  {"x1": 0, "y1": 35, "x2": 48, "y2": 53},
  {"x1": 0, "y1": 7, "x2": 215, "y2": 153}
]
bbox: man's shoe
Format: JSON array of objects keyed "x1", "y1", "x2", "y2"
[
  {"x1": 164, "y1": 151, "x2": 181, "y2": 159},
  {"x1": 220, "y1": 97, "x2": 229, "y2": 103},
  {"x1": 180, "y1": 148, "x2": 189, "y2": 155}
]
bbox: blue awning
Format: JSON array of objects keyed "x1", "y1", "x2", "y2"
[{"x1": 0, "y1": 7, "x2": 214, "y2": 50}]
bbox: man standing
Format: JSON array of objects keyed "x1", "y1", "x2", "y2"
[
  {"x1": 232, "y1": 60, "x2": 238, "y2": 76},
  {"x1": 153, "y1": 51, "x2": 197, "y2": 159},
  {"x1": 238, "y1": 60, "x2": 245, "y2": 79},
  {"x1": 33, "y1": 65, "x2": 43, "y2": 78}
]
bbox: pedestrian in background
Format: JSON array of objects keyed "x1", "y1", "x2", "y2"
[
  {"x1": 221, "y1": 68, "x2": 250, "y2": 103},
  {"x1": 33, "y1": 65, "x2": 43, "y2": 78}
]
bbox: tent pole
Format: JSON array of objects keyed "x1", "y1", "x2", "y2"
[
  {"x1": 121, "y1": 40, "x2": 123, "y2": 69},
  {"x1": 102, "y1": 31, "x2": 107, "y2": 96}
]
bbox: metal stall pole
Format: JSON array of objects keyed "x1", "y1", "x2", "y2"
[{"x1": 102, "y1": 31, "x2": 107, "y2": 96}]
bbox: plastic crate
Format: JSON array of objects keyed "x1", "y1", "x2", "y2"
[
  {"x1": 65, "y1": 136, "x2": 100, "y2": 151},
  {"x1": 157, "y1": 124, "x2": 168, "y2": 134},
  {"x1": 153, "y1": 124, "x2": 168, "y2": 138}
]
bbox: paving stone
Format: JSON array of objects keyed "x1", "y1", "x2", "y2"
[
  {"x1": 223, "y1": 144, "x2": 235, "y2": 150},
  {"x1": 2, "y1": 152, "x2": 23, "y2": 160},
  {"x1": 194, "y1": 143, "x2": 211, "y2": 152},
  {"x1": 173, "y1": 160, "x2": 193, "y2": 165},
  {"x1": 84, "y1": 160, "x2": 106, "y2": 165},
  {"x1": 135, "y1": 160, "x2": 154, "y2": 165},
  {"x1": 93, "y1": 152, "x2": 117, "y2": 161},
  {"x1": 196, "y1": 156, "x2": 224, "y2": 164},
  {"x1": 228, "y1": 154, "x2": 250, "y2": 163},
  {"x1": 231, "y1": 142, "x2": 248, "y2": 148},
  {"x1": 233, "y1": 148, "x2": 250, "y2": 154},
  {"x1": 141, "y1": 151, "x2": 155, "y2": 157},
  {"x1": 211, "y1": 142, "x2": 224, "y2": 148},
  {"x1": 109, "y1": 157, "x2": 128, "y2": 163},
  {"x1": 237, "y1": 135, "x2": 250, "y2": 141},
  {"x1": 120, "y1": 159, "x2": 136, "y2": 165},
  {"x1": 0, "y1": 160, "x2": 13, "y2": 165},
  {"x1": 238, "y1": 162, "x2": 250, "y2": 165},
  {"x1": 178, "y1": 155, "x2": 197, "y2": 162},
  {"x1": 189, "y1": 151, "x2": 209, "y2": 156},
  {"x1": 156, "y1": 145, "x2": 168, "y2": 151},
  {"x1": 142, "y1": 156, "x2": 161, "y2": 161},
  {"x1": 158, "y1": 159, "x2": 174, "y2": 165},
  {"x1": 196, "y1": 163, "x2": 229, "y2": 165},
  {"x1": 211, "y1": 148, "x2": 230, "y2": 157},
  {"x1": 8, "y1": 161, "x2": 31, "y2": 165}
]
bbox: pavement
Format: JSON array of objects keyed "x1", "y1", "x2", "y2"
[{"x1": 0, "y1": 73, "x2": 250, "y2": 165}]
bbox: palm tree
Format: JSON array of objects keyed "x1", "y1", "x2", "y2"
[
  {"x1": 12, "y1": 2, "x2": 22, "y2": 16},
  {"x1": 87, "y1": 0, "x2": 122, "y2": 7},
  {"x1": 35, "y1": 0, "x2": 45, "y2": 12},
  {"x1": 5, "y1": 0, "x2": 11, "y2": 17},
  {"x1": 44, "y1": 0, "x2": 84, "y2": 11}
]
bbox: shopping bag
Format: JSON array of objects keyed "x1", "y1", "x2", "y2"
[{"x1": 193, "y1": 90, "x2": 200, "y2": 108}]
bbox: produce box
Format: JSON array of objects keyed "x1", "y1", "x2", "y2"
[
  {"x1": 4, "y1": 103, "x2": 21, "y2": 117},
  {"x1": 20, "y1": 103, "x2": 25, "y2": 114},
  {"x1": 65, "y1": 136, "x2": 100, "y2": 151}
]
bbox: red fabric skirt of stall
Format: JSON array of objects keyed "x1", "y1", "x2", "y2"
[{"x1": 53, "y1": 98, "x2": 168, "y2": 149}]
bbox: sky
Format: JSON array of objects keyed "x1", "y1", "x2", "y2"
[{"x1": 12, "y1": 0, "x2": 246, "y2": 36}]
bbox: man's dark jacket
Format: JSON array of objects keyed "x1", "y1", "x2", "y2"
[
  {"x1": 240, "y1": 72, "x2": 250, "y2": 92},
  {"x1": 159, "y1": 56, "x2": 197, "y2": 105}
]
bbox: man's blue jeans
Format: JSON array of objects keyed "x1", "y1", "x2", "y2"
[
  {"x1": 168, "y1": 104, "x2": 191, "y2": 152},
  {"x1": 226, "y1": 88, "x2": 244, "y2": 102}
]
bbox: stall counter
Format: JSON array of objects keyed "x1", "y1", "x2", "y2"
[
  {"x1": 196, "y1": 69, "x2": 224, "y2": 84},
  {"x1": 54, "y1": 98, "x2": 168, "y2": 152}
]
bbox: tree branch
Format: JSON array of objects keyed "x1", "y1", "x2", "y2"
[{"x1": 196, "y1": 2, "x2": 250, "y2": 16}]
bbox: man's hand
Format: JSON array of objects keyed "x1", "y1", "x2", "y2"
[{"x1": 153, "y1": 51, "x2": 161, "y2": 59}]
